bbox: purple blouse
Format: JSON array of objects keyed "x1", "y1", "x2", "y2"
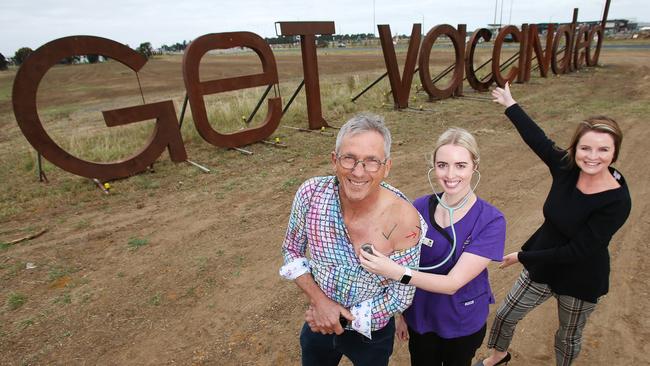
[{"x1": 404, "y1": 195, "x2": 506, "y2": 338}]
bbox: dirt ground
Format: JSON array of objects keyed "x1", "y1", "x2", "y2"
[{"x1": 1, "y1": 44, "x2": 649, "y2": 365}]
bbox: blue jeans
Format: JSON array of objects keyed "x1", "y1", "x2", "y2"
[{"x1": 300, "y1": 317, "x2": 395, "y2": 366}]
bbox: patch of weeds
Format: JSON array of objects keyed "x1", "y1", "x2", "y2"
[
  {"x1": 48, "y1": 266, "x2": 77, "y2": 282},
  {"x1": 215, "y1": 249, "x2": 225, "y2": 257},
  {"x1": 185, "y1": 286, "x2": 197, "y2": 298},
  {"x1": 116, "y1": 271, "x2": 126, "y2": 278},
  {"x1": 75, "y1": 219, "x2": 90, "y2": 230},
  {"x1": 22, "y1": 153, "x2": 35, "y2": 172},
  {"x1": 148, "y1": 293, "x2": 162, "y2": 306},
  {"x1": 223, "y1": 181, "x2": 238, "y2": 192},
  {"x1": 2, "y1": 262, "x2": 24, "y2": 280},
  {"x1": 76, "y1": 277, "x2": 91, "y2": 286},
  {"x1": 281, "y1": 177, "x2": 301, "y2": 191},
  {"x1": 0, "y1": 242, "x2": 10, "y2": 251},
  {"x1": 18, "y1": 318, "x2": 35, "y2": 330},
  {"x1": 62, "y1": 330, "x2": 72, "y2": 338},
  {"x1": 80, "y1": 292, "x2": 92, "y2": 304},
  {"x1": 232, "y1": 254, "x2": 245, "y2": 277},
  {"x1": 7, "y1": 292, "x2": 27, "y2": 310},
  {"x1": 134, "y1": 175, "x2": 160, "y2": 190},
  {"x1": 53, "y1": 292, "x2": 72, "y2": 305},
  {"x1": 127, "y1": 237, "x2": 149, "y2": 251},
  {"x1": 196, "y1": 256, "x2": 209, "y2": 274}
]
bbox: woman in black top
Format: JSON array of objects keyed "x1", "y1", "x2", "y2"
[{"x1": 474, "y1": 83, "x2": 632, "y2": 366}]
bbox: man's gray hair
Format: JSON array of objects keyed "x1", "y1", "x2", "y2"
[{"x1": 335, "y1": 113, "x2": 392, "y2": 158}]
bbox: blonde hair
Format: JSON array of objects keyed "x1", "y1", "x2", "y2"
[{"x1": 430, "y1": 127, "x2": 480, "y2": 169}]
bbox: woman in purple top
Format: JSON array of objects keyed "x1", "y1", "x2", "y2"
[{"x1": 360, "y1": 127, "x2": 506, "y2": 366}]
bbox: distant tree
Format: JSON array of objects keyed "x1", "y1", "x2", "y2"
[
  {"x1": 0, "y1": 53, "x2": 7, "y2": 70},
  {"x1": 87, "y1": 54, "x2": 99, "y2": 63},
  {"x1": 14, "y1": 47, "x2": 33, "y2": 66},
  {"x1": 136, "y1": 42, "x2": 153, "y2": 59}
]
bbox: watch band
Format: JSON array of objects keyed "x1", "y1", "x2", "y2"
[{"x1": 399, "y1": 267, "x2": 412, "y2": 284}]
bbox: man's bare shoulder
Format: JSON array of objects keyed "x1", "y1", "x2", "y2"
[{"x1": 380, "y1": 189, "x2": 422, "y2": 251}]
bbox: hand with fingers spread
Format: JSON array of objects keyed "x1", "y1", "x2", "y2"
[{"x1": 491, "y1": 82, "x2": 517, "y2": 108}]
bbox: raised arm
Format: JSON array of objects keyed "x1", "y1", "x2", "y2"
[
  {"x1": 492, "y1": 83, "x2": 565, "y2": 168},
  {"x1": 491, "y1": 82, "x2": 518, "y2": 108}
]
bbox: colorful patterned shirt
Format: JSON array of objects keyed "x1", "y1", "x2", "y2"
[{"x1": 280, "y1": 176, "x2": 424, "y2": 337}]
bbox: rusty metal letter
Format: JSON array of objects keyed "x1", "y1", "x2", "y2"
[
  {"x1": 526, "y1": 23, "x2": 555, "y2": 79},
  {"x1": 586, "y1": 25, "x2": 604, "y2": 67},
  {"x1": 276, "y1": 21, "x2": 335, "y2": 130},
  {"x1": 567, "y1": 8, "x2": 579, "y2": 72},
  {"x1": 465, "y1": 28, "x2": 493, "y2": 92},
  {"x1": 182, "y1": 32, "x2": 282, "y2": 148},
  {"x1": 492, "y1": 25, "x2": 521, "y2": 87},
  {"x1": 551, "y1": 25, "x2": 572, "y2": 75},
  {"x1": 516, "y1": 24, "x2": 530, "y2": 83},
  {"x1": 12, "y1": 35, "x2": 187, "y2": 180},
  {"x1": 573, "y1": 25, "x2": 591, "y2": 70},
  {"x1": 419, "y1": 24, "x2": 466, "y2": 99},
  {"x1": 586, "y1": 0, "x2": 610, "y2": 67},
  {"x1": 378, "y1": 23, "x2": 421, "y2": 109}
]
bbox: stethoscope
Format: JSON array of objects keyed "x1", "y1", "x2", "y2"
[{"x1": 406, "y1": 167, "x2": 481, "y2": 271}]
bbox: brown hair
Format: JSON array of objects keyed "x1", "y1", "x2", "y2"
[{"x1": 565, "y1": 116, "x2": 623, "y2": 167}]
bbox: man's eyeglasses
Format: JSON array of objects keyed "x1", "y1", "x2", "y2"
[{"x1": 337, "y1": 155, "x2": 387, "y2": 172}]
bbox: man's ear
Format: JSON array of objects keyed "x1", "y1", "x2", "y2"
[
  {"x1": 331, "y1": 151, "x2": 338, "y2": 170},
  {"x1": 383, "y1": 159, "x2": 392, "y2": 178}
]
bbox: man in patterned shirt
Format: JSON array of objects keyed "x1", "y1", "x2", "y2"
[{"x1": 280, "y1": 113, "x2": 425, "y2": 365}]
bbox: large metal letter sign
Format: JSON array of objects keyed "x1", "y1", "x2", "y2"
[
  {"x1": 182, "y1": 32, "x2": 282, "y2": 148},
  {"x1": 419, "y1": 24, "x2": 466, "y2": 99},
  {"x1": 378, "y1": 24, "x2": 421, "y2": 108},
  {"x1": 492, "y1": 25, "x2": 521, "y2": 87},
  {"x1": 465, "y1": 28, "x2": 493, "y2": 92},
  {"x1": 277, "y1": 22, "x2": 335, "y2": 130},
  {"x1": 12, "y1": 36, "x2": 187, "y2": 180},
  {"x1": 526, "y1": 23, "x2": 555, "y2": 80}
]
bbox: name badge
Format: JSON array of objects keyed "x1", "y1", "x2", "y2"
[
  {"x1": 422, "y1": 237, "x2": 434, "y2": 247},
  {"x1": 464, "y1": 300, "x2": 475, "y2": 306}
]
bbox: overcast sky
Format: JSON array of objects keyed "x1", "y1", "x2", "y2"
[{"x1": 1, "y1": 0, "x2": 647, "y2": 56}]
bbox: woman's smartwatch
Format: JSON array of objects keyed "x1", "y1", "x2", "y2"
[{"x1": 399, "y1": 267, "x2": 413, "y2": 284}]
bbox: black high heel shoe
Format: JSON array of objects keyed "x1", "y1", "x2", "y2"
[{"x1": 473, "y1": 352, "x2": 511, "y2": 366}]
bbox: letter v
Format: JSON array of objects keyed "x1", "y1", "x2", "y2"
[{"x1": 378, "y1": 24, "x2": 421, "y2": 109}]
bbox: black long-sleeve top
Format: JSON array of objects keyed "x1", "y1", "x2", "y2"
[{"x1": 505, "y1": 104, "x2": 632, "y2": 303}]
